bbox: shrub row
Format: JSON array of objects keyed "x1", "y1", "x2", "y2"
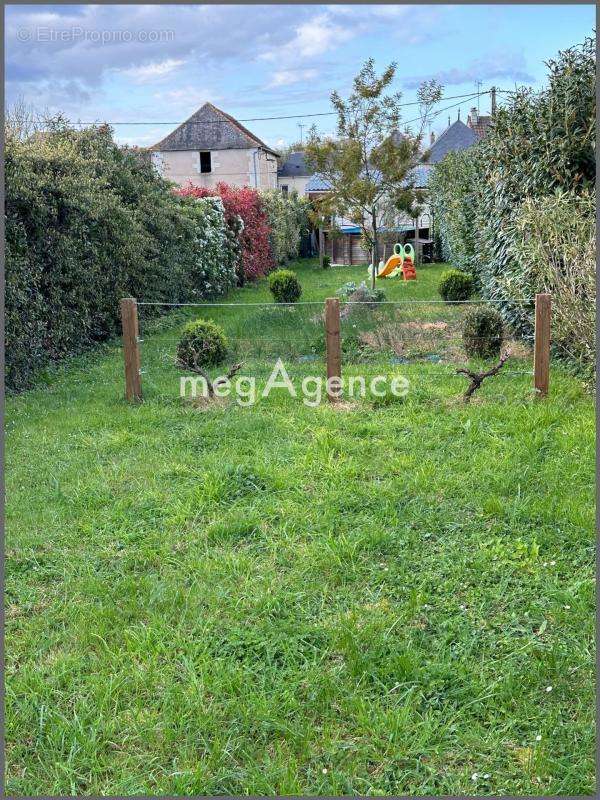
[
  {"x1": 176, "y1": 185, "x2": 310, "y2": 281},
  {"x1": 5, "y1": 123, "x2": 309, "y2": 390},
  {"x1": 428, "y1": 37, "x2": 595, "y2": 372},
  {"x1": 260, "y1": 189, "x2": 311, "y2": 267},
  {"x1": 5, "y1": 123, "x2": 233, "y2": 390},
  {"x1": 177, "y1": 183, "x2": 272, "y2": 282}
]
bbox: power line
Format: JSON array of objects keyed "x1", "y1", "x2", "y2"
[
  {"x1": 401, "y1": 92, "x2": 484, "y2": 127},
  {"x1": 130, "y1": 92, "x2": 485, "y2": 170},
  {"x1": 67, "y1": 90, "x2": 493, "y2": 126}
]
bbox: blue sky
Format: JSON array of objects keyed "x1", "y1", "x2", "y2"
[{"x1": 5, "y1": 4, "x2": 595, "y2": 150}]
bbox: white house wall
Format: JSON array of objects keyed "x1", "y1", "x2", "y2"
[
  {"x1": 277, "y1": 175, "x2": 311, "y2": 195},
  {"x1": 154, "y1": 147, "x2": 278, "y2": 189}
]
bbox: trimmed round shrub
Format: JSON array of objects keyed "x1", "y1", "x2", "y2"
[
  {"x1": 177, "y1": 319, "x2": 227, "y2": 368},
  {"x1": 269, "y1": 269, "x2": 302, "y2": 303},
  {"x1": 438, "y1": 269, "x2": 474, "y2": 302},
  {"x1": 462, "y1": 307, "x2": 505, "y2": 359}
]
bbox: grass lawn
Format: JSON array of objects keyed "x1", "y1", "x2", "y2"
[{"x1": 5, "y1": 259, "x2": 595, "y2": 795}]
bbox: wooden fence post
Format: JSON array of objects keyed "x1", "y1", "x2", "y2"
[
  {"x1": 533, "y1": 293, "x2": 551, "y2": 398},
  {"x1": 325, "y1": 297, "x2": 342, "y2": 403},
  {"x1": 120, "y1": 297, "x2": 142, "y2": 402},
  {"x1": 318, "y1": 224, "x2": 324, "y2": 268}
]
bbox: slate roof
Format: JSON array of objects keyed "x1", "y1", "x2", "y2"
[
  {"x1": 152, "y1": 102, "x2": 278, "y2": 155},
  {"x1": 306, "y1": 174, "x2": 331, "y2": 192},
  {"x1": 278, "y1": 151, "x2": 311, "y2": 177},
  {"x1": 306, "y1": 163, "x2": 430, "y2": 193},
  {"x1": 426, "y1": 120, "x2": 479, "y2": 163},
  {"x1": 410, "y1": 164, "x2": 431, "y2": 188}
]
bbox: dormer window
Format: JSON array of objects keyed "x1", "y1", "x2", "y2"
[{"x1": 200, "y1": 151, "x2": 212, "y2": 173}]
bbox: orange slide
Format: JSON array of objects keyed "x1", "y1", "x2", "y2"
[{"x1": 376, "y1": 243, "x2": 404, "y2": 278}]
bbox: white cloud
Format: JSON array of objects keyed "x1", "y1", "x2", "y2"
[
  {"x1": 403, "y1": 51, "x2": 535, "y2": 89},
  {"x1": 270, "y1": 68, "x2": 318, "y2": 87},
  {"x1": 261, "y1": 12, "x2": 353, "y2": 64},
  {"x1": 120, "y1": 58, "x2": 185, "y2": 83}
]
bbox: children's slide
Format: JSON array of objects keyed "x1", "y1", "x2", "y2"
[{"x1": 376, "y1": 243, "x2": 404, "y2": 278}]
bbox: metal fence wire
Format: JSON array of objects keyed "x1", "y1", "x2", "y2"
[{"x1": 122, "y1": 295, "x2": 550, "y2": 403}]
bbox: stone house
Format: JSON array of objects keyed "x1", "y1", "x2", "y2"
[{"x1": 150, "y1": 102, "x2": 279, "y2": 189}]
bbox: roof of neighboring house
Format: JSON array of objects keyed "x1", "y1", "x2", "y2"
[
  {"x1": 389, "y1": 129, "x2": 409, "y2": 147},
  {"x1": 468, "y1": 116, "x2": 493, "y2": 138},
  {"x1": 466, "y1": 107, "x2": 493, "y2": 138},
  {"x1": 278, "y1": 151, "x2": 311, "y2": 177},
  {"x1": 426, "y1": 120, "x2": 479, "y2": 163},
  {"x1": 306, "y1": 163, "x2": 431, "y2": 194},
  {"x1": 306, "y1": 174, "x2": 331, "y2": 192},
  {"x1": 410, "y1": 164, "x2": 431, "y2": 188},
  {"x1": 151, "y1": 102, "x2": 278, "y2": 155}
]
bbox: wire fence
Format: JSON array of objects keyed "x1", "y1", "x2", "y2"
[{"x1": 127, "y1": 295, "x2": 543, "y2": 404}]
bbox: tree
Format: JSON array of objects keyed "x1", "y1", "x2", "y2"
[
  {"x1": 5, "y1": 97, "x2": 51, "y2": 142},
  {"x1": 305, "y1": 59, "x2": 441, "y2": 288}
]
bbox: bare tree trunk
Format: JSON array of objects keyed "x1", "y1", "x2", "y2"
[
  {"x1": 456, "y1": 349, "x2": 511, "y2": 402},
  {"x1": 414, "y1": 216, "x2": 420, "y2": 267},
  {"x1": 370, "y1": 209, "x2": 380, "y2": 291}
]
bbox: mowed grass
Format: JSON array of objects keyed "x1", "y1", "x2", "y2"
[{"x1": 5, "y1": 259, "x2": 595, "y2": 795}]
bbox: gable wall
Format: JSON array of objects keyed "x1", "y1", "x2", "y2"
[{"x1": 153, "y1": 147, "x2": 278, "y2": 189}]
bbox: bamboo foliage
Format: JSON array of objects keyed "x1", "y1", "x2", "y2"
[{"x1": 428, "y1": 36, "x2": 595, "y2": 373}]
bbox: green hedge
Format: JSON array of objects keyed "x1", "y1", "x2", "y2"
[
  {"x1": 260, "y1": 189, "x2": 311, "y2": 266},
  {"x1": 429, "y1": 37, "x2": 595, "y2": 369},
  {"x1": 5, "y1": 122, "x2": 237, "y2": 390}
]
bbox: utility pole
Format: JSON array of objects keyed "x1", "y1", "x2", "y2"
[
  {"x1": 491, "y1": 87, "x2": 497, "y2": 117},
  {"x1": 297, "y1": 122, "x2": 305, "y2": 145}
]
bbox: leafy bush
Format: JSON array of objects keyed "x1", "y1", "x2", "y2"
[
  {"x1": 438, "y1": 269, "x2": 474, "y2": 302},
  {"x1": 177, "y1": 319, "x2": 227, "y2": 369},
  {"x1": 260, "y1": 189, "x2": 310, "y2": 266},
  {"x1": 509, "y1": 190, "x2": 595, "y2": 372},
  {"x1": 177, "y1": 195, "x2": 238, "y2": 299},
  {"x1": 428, "y1": 36, "x2": 595, "y2": 374},
  {"x1": 462, "y1": 307, "x2": 505, "y2": 359},
  {"x1": 178, "y1": 183, "x2": 273, "y2": 281},
  {"x1": 322, "y1": 255, "x2": 331, "y2": 269},
  {"x1": 336, "y1": 281, "x2": 385, "y2": 303},
  {"x1": 4, "y1": 122, "x2": 237, "y2": 390},
  {"x1": 269, "y1": 269, "x2": 302, "y2": 303},
  {"x1": 428, "y1": 150, "x2": 481, "y2": 277}
]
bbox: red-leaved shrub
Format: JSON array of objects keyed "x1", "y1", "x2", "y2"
[{"x1": 177, "y1": 183, "x2": 274, "y2": 281}]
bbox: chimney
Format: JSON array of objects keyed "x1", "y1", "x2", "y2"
[
  {"x1": 430, "y1": 131, "x2": 436, "y2": 145},
  {"x1": 468, "y1": 106, "x2": 478, "y2": 127}
]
